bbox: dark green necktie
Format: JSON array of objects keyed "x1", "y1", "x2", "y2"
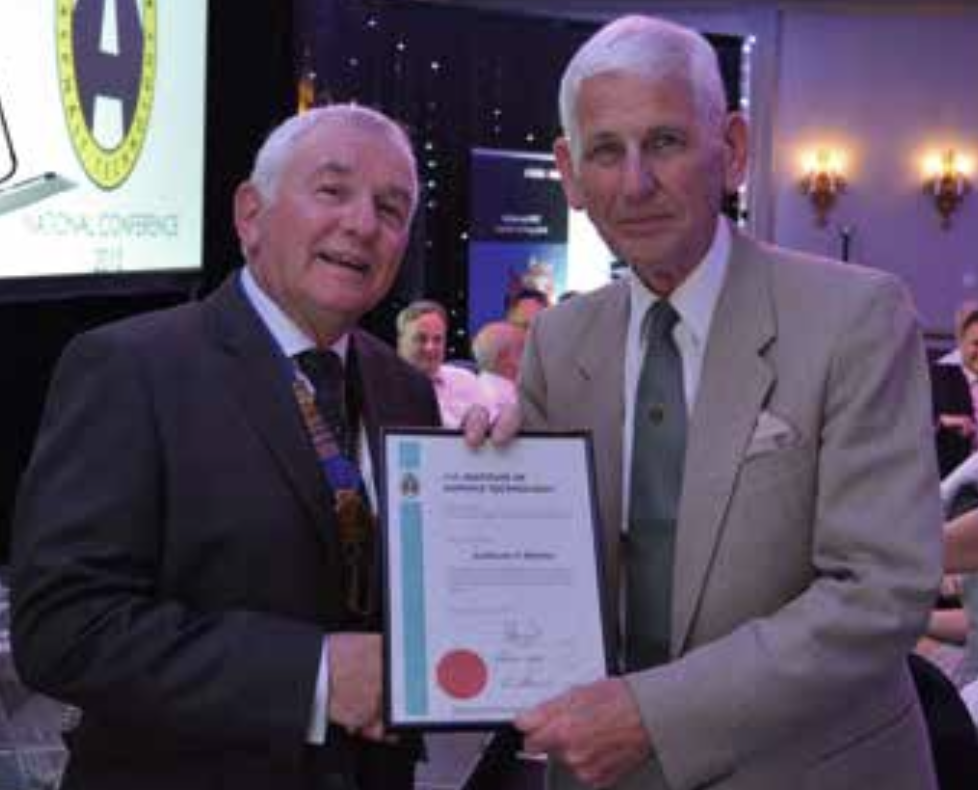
[{"x1": 625, "y1": 300, "x2": 687, "y2": 670}]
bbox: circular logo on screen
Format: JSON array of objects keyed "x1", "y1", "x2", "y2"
[{"x1": 56, "y1": 0, "x2": 157, "y2": 190}]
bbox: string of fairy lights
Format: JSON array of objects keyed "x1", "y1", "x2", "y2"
[{"x1": 299, "y1": 5, "x2": 570, "y2": 354}]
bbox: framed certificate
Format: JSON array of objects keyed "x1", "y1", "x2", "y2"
[{"x1": 380, "y1": 429, "x2": 610, "y2": 730}]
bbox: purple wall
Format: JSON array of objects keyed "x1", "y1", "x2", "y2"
[{"x1": 773, "y1": 7, "x2": 978, "y2": 335}]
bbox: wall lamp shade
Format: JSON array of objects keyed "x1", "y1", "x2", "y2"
[
  {"x1": 800, "y1": 148, "x2": 846, "y2": 227},
  {"x1": 923, "y1": 149, "x2": 973, "y2": 229}
]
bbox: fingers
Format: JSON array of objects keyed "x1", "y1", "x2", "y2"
[
  {"x1": 461, "y1": 405, "x2": 492, "y2": 448},
  {"x1": 461, "y1": 403, "x2": 522, "y2": 449},
  {"x1": 490, "y1": 403, "x2": 522, "y2": 445},
  {"x1": 328, "y1": 633, "x2": 383, "y2": 734},
  {"x1": 515, "y1": 690, "x2": 575, "y2": 754},
  {"x1": 515, "y1": 692, "x2": 566, "y2": 734},
  {"x1": 515, "y1": 680, "x2": 652, "y2": 788}
]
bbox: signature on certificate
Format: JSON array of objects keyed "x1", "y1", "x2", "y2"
[
  {"x1": 495, "y1": 652, "x2": 549, "y2": 690},
  {"x1": 503, "y1": 618, "x2": 543, "y2": 647}
]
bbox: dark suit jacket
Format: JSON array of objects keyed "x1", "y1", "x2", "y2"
[
  {"x1": 10, "y1": 274, "x2": 440, "y2": 790},
  {"x1": 930, "y1": 362, "x2": 973, "y2": 477}
]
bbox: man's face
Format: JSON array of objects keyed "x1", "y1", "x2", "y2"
[
  {"x1": 235, "y1": 117, "x2": 416, "y2": 342},
  {"x1": 554, "y1": 71, "x2": 747, "y2": 295},
  {"x1": 498, "y1": 332, "x2": 526, "y2": 381},
  {"x1": 960, "y1": 322, "x2": 978, "y2": 375},
  {"x1": 508, "y1": 297, "x2": 545, "y2": 328},
  {"x1": 398, "y1": 312, "x2": 447, "y2": 377}
]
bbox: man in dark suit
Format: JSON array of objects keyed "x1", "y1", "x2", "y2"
[{"x1": 11, "y1": 105, "x2": 439, "y2": 790}]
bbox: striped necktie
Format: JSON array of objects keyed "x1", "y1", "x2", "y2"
[{"x1": 294, "y1": 349, "x2": 376, "y2": 620}]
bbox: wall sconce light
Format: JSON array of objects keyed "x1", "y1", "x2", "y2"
[
  {"x1": 800, "y1": 148, "x2": 847, "y2": 227},
  {"x1": 922, "y1": 149, "x2": 973, "y2": 229}
]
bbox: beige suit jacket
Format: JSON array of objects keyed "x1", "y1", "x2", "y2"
[{"x1": 519, "y1": 230, "x2": 942, "y2": 790}]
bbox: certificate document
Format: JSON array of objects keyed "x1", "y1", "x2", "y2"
[{"x1": 381, "y1": 429, "x2": 609, "y2": 729}]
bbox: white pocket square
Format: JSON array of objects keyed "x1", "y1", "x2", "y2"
[{"x1": 744, "y1": 410, "x2": 799, "y2": 459}]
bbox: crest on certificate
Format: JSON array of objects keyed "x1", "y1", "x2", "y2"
[{"x1": 400, "y1": 471, "x2": 420, "y2": 498}]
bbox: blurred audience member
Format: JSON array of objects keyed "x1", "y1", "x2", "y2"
[
  {"x1": 919, "y1": 506, "x2": 978, "y2": 688},
  {"x1": 919, "y1": 580, "x2": 970, "y2": 684},
  {"x1": 396, "y1": 300, "x2": 480, "y2": 427},
  {"x1": 505, "y1": 287, "x2": 549, "y2": 329},
  {"x1": 522, "y1": 257, "x2": 557, "y2": 304},
  {"x1": 941, "y1": 451, "x2": 978, "y2": 517},
  {"x1": 932, "y1": 303, "x2": 978, "y2": 478},
  {"x1": 937, "y1": 299, "x2": 978, "y2": 366},
  {"x1": 471, "y1": 320, "x2": 526, "y2": 417}
]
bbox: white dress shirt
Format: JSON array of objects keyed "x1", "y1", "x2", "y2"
[
  {"x1": 621, "y1": 218, "x2": 731, "y2": 529},
  {"x1": 432, "y1": 363, "x2": 482, "y2": 428},
  {"x1": 241, "y1": 266, "x2": 376, "y2": 744}
]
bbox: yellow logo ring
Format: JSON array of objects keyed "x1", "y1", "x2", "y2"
[{"x1": 56, "y1": 0, "x2": 157, "y2": 190}]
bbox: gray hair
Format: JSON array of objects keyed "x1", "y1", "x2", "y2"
[
  {"x1": 396, "y1": 299, "x2": 448, "y2": 336},
  {"x1": 559, "y1": 15, "x2": 728, "y2": 164},
  {"x1": 249, "y1": 104, "x2": 418, "y2": 210},
  {"x1": 472, "y1": 321, "x2": 525, "y2": 373}
]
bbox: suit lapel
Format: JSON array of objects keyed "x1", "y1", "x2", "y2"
[
  {"x1": 672, "y1": 235, "x2": 776, "y2": 653},
  {"x1": 348, "y1": 330, "x2": 384, "y2": 474},
  {"x1": 204, "y1": 275, "x2": 334, "y2": 542},
  {"x1": 575, "y1": 282, "x2": 630, "y2": 611}
]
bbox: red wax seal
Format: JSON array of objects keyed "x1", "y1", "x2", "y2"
[{"x1": 436, "y1": 649, "x2": 488, "y2": 699}]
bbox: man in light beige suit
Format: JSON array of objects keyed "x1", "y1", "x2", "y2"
[{"x1": 513, "y1": 15, "x2": 942, "y2": 790}]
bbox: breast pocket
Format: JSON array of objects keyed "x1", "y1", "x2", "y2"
[
  {"x1": 712, "y1": 444, "x2": 818, "y2": 584},
  {"x1": 734, "y1": 443, "x2": 814, "y2": 499}
]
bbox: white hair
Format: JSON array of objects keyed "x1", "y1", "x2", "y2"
[
  {"x1": 558, "y1": 16, "x2": 728, "y2": 165},
  {"x1": 249, "y1": 103, "x2": 418, "y2": 211},
  {"x1": 471, "y1": 321, "x2": 525, "y2": 374}
]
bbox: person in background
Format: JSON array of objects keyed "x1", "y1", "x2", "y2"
[
  {"x1": 919, "y1": 504, "x2": 978, "y2": 689},
  {"x1": 471, "y1": 320, "x2": 526, "y2": 418},
  {"x1": 917, "y1": 431, "x2": 978, "y2": 686},
  {"x1": 513, "y1": 14, "x2": 941, "y2": 790},
  {"x1": 932, "y1": 302, "x2": 978, "y2": 479},
  {"x1": 11, "y1": 105, "x2": 439, "y2": 790},
  {"x1": 505, "y1": 287, "x2": 549, "y2": 329},
  {"x1": 396, "y1": 299, "x2": 481, "y2": 428},
  {"x1": 943, "y1": 511, "x2": 978, "y2": 730},
  {"x1": 936, "y1": 299, "x2": 978, "y2": 367}
]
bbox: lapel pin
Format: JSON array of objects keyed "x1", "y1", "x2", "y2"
[{"x1": 648, "y1": 403, "x2": 666, "y2": 424}]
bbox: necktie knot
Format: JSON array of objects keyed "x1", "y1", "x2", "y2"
[
  {"x1": 644, "y1": 300, "x2": 680, "y2": 344},
  {"x1": 297, "y1": 348, "x2": 344, "y2": 391},
  {"x1": 296, "y1": 349, "x2": 349, "y2": 456}
]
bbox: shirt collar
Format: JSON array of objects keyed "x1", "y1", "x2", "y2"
[
  {"x1": 627, "y1": 217, "x2": 731, "y2": 346},
  {"x1": 240, "y1": 266, "x2": 349, "y2": 361}
]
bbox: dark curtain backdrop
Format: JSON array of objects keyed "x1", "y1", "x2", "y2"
[{"x1": 297, "y1": 0, "x2": 743, "y2": 355}]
